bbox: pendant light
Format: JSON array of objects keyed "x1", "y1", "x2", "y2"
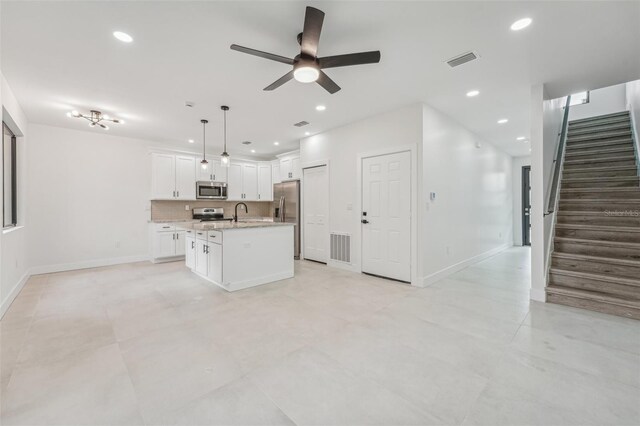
[
  {"x1": 220, "y1": 105, "x2": 230, "y2": 168},
  {"x1": 200, "y1": 119, "x2": 209, "y2": 170}
]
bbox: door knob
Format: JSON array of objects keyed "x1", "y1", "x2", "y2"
[{"x1": 361, "y1": 219, "x2": 369, "y2": 224}]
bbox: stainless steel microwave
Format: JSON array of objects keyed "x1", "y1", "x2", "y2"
[{"x1": 196, "y1": 181, "x2": 228, "y2": 200}]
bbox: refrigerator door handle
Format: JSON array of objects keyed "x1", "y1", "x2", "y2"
[{"x1": 279, "y1": 196, "x2": 285, "y2": 222}]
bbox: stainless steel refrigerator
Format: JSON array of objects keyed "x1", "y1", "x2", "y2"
[{"x1": 273, "y1": 180, "x2": 300, "y2": 259}]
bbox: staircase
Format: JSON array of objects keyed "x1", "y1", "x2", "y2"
[{"x1": 547, "y1": 111, "x2": 640, "y2": 319}]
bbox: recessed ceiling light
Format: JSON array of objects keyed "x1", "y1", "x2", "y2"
[
  {"x1": 274, "y1": 141, "x2": 280, "y2": 146},
  {"x1": 251, "y1": 149, "x2": 256, "y2": 153},
  {"x1": 510, "y1": 18, "x2": 532, "y2": 31},
  {"x1": 304, "y1": 132, "x2": 310, "y2": 136},
  {"x1": 188, "y1": 139, "x2": 194, "y2": 143},
  {"x1": 113, "y1": 31, "x2": 133, "y2": 43},
  {"x1": 315, "y1": 105, "x2": 326, "y2": 111},
  {"x1": 466, "y1": 90, "x2": 480, "y2": 97},
  {"x1": 516, "y1": 136, "x2": 526, "y2": 140},
  {"x1": 497, "y1": 118, "x2": 509, "y2": 124}
]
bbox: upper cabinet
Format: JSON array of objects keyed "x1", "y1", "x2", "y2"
[
  {"x1": 278, "y1": 152, "x2": 301, "y2": 181},
  {"x1": 151, "y1": 153, "x2": 195, "y2": 200},
  {"x1": 226, "y1": 160, "x2": 272, "y2": 201},
  {"x1": 195, "y1": 156, "x2": 228, "y2": 183},
  {"x1": 258, "y1": 163, "x2": 273, "y2": 201},
  {"x1": 272, "y1": 160, "x2": 281, "y2": 185}
]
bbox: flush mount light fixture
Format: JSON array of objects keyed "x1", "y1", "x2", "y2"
[
  {"x1": 220, "y1": 106, "x2": 231, "y2": 168},
  {"x1": 293, "y1": 63, "x2": 320, "y2": 83},
  {"x1": 466, "y1": 90, "x2": 480, "y2": 97},
  {"x1": 188, "y1": 139, "x2": 195, "y2": 144},
  {"x1": 516, "y1": 136, "x2": 526, "y2": 141},
  {"x1": 510, "y1": 18, "x2": 532, "y2": 31},
  {"x1": 274, "y1": 141, "x2": 280, "y2": 146},
  {"x1": 251, "y1": 149, "x2": 256, "y2": 153},
  {"x1": 113, "y1": 31, "x2": 133, "y2": 43},
  {"x1": 497, "y1": 118, "x2": 509, "y2": 124},
  {"x1": 200, "y1": 119, "x2": 209, "y2": 170},
  {"x1": 67, "y1": 109, "x2": 122, "y2": 130},
  {"x1": 304, "y1": 132, "x2": 310, "y2": 136},
  {"x1": 316, "y1": 105, "x2": 326, "y2": 111}
]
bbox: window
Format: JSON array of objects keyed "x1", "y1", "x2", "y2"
[
  {"x1": 568, "y1": 91, "x2": 589, "y2": 107},
  {"x1": 3, "y1": 122, "x2": 17, "y2": 227}
]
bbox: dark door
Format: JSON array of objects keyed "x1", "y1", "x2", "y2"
[{"x1": 522, "y1": 166, "x2": 531, "y2": 246}]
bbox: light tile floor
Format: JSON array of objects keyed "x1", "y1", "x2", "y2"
[{"x1": 1, "y1": 247, "x2": 639, "y2": 425}]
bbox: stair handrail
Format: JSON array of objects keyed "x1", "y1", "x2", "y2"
[{"x1": 545, "y1": 95, "x2": 572, "y2": 215}]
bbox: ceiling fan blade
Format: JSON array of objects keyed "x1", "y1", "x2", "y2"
[
  {"x1": 230, "y1": 44, "x2": 294, "y2": 65},
  {"x1": 316, "y1": 71, "x2": 341, "y2": 94},
  {"x1": 264, "y1": 70, "x2": 295, "y2": 91},
  {"x1": 319, "y1": 51, "x2": 381, "y2": 69},
  {"x1": 301, "y1": 6, "x2": 325, "y2": 57}
]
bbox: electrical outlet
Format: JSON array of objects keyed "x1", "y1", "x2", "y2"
[
  {"x1": 185, "y1": 204, "x2": 190, "y2": 211},
  {"x1": 346, "y1": 203, "x2": 353, "y2": 211}
]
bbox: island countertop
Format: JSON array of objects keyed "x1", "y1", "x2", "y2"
[{"x1": 175, "y1": 221, "x2": 294, "y2": 231}]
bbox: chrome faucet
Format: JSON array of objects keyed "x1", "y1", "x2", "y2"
[{"x1": 233, "y1": 202, "x2": 248, "y2": 222}]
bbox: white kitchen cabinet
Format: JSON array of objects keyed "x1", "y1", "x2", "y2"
[
  {"x1": 175, "y1": 156, "x2": 196, "y2": 199},
  {"x1": 151, "y1": 153, "x2": 196, "y2": 200},
  {"x1": 258, "y1": 163, "x2": 273, "y2": 201},
  {"x1": 195, "y1": 156, "x2": 227, "y2": 183},
  {"x1": 195, "y1": 239, "x2": 208, "y2": 276},
  {"x1": 291, "y1": 156, "x2": 301, "y2": 179},
  {"x1": 207, "y1": 242, "x2": 222, "y2": 284},
  {"x1": 149, "y1": 223, "x2": 187, "y2": 262},
  {"x1": 151, "y1": 153, "x2": 176, "y2": 199},
  {"x1": 185, "y1": 234, "x2": 195, "y2": 269},
  {"x1": 227, "y1": 160, "x2": 261, "y2": 201},
  {"x1": 227, "y1": 162, "x2": 243, "y2": 200},
  {"x1": 278, "y1": 153, "x2": 301, "y2": 181},
  {"x1": 243, "y1": 163, "x2": 258, "y2": 200},
  {"x1": 272, "y1": 161, "x2": 281, "y2": 184}
]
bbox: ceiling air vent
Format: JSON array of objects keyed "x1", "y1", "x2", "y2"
[
  {"x1": 446, "y1": 51, "x2": 478, "y2": 68},
  {"x1": 294, "y1": 121, "x2": 309, "y2": 127}
]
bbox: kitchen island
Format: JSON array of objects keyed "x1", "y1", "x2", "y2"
[{"x1": 177, "y1": 221, "x2": 294, "y2": 292}]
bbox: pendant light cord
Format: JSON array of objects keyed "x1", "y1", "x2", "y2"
[
  {"x1": 223, "y1": 109, "x2": 227, "y2": 152},
  {"x1": 202, "y1": 121, "x2": 206, "y2": 161}
]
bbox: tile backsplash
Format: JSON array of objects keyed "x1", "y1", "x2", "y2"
[{"x1": 151, "y1": 200, "x2": 272, "y2": 221}]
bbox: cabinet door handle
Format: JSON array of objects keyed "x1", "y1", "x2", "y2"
[
  {"x1": 176, "y1": 233, "x2": 179, "y2": 240},
  {"x1": 212, "y1": 174, "x2": 215, "y2": 181},
  {"x1": 177, "y1": 191, "x2": 180, "y2": 198},
  {"x1": 162, "y1": 226, "x2": 170, "y2": 229},
  {"x1": 172, "y1": 233, "x2": 175, "y2": 240},
  {"x1": 173, "y1": 190, "x2": 176, "y2": 197},
  {"x1": 191, "y1": 241, "x2": 195, "y2": 249}
]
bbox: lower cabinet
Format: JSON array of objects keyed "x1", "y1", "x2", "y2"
[
  {"x1": 207, "y1": 242, "x2": 222, "y2": 284},
  {"x1": 195, "y1": 238, "x2": 208, "y2": 276},
  {"x1": 185, "y1": 235, "x2": 195, "y2": 269},
  {"x1": 150, "y1": 223, "x2": 187, "y2": 262}
]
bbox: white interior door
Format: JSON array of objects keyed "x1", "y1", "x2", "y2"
[
  {"x1": 303, "y1": 165, "x2": 328, "y2": 263},
  {"x1": 361, "y1": 151, "x2": 411, "y2": 282}
]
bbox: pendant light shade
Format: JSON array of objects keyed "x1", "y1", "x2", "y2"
[
  {"x1": 220, "y1": 105, "x2": 230, "y2": 168},
  {"x1": 200, "y1": 119, "x2": 209, "y2": 170}
]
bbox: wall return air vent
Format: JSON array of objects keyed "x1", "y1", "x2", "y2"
[
  {"x1": 294, "y1": 121, "x2": 309, "y2": 127},
  {"x1": 446, "y1": 51, "x2": 478, "y2": 68}
]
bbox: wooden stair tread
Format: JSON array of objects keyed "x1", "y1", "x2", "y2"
[
  {"x1": 555, "y1": 223, "x2": 640, "y2": 232},
  {"x1": 554, "y1": 237, "x2": 640, "y2": 249},
  {"x1": 560, "y1": 198, "x2": 640, "y2": 203},
  {"x1": 561, "y1": 176, "x2": 638, "y2": 182},
  {"x1": 569, "y1": 111, "x2": 629, "y2": 124},
  {"x1": 552, "y1": 252, "x2": 640, "y2": 268},
  {"x1": 568, "y1": 131, "x2": 632, "y2": 141},
  {"x1": 564, "y1": 155, "x2": 635, "y2": 164},
  {"x1": 565, "y1": 146, "x2": 634, "y2": 155},
  {"x1": 557, "y1": 210, "x2": 639, "y2": 216},
  {"x1": 549, "y1": 268, "x2": 640, "y2": 287},
  {"x1": 563, "y1": 165, "x2": 637, "y2": 173},
  {"x1": 546, "y1": 285, "x2": 640, "y2": 308},
  {"x1": 561, "y1": 187, "x2": 640, "y2": 193}
]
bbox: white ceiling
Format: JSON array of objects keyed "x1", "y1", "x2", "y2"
[{"x1": 2, "y1": 1, "x2": 639, "y2": 158}]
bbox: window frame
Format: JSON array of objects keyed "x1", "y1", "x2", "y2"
[{"x1": 3, "y1": 122, "x2": 17, "y2": 228}]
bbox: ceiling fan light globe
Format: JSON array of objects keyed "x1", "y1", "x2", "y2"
[{"x1": 294, "y1": 66, "x2": 320, "y2": 83}]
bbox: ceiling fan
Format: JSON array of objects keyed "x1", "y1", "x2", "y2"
[{"x1": 230, "y1": 6, "x2": 381, "y2": 94}]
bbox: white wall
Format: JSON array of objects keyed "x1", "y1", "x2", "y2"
[
  {"x1": 300, "y1": 104, "x2": 423, "y2": 281},
  {"x1": 301, "y1": 102, "x2": 514, "y2": 286},
  {"x1": 27, "y1": 124, "x2": 152, "y2": 273},
  {"x1": 569, "y1": 83, "x2": 627, "y2": 121},
  {"x1": 512, "y1": 156, "x2": 531, "y2": 246},
  {"x1": 1, "y1": 75, "x2": 30, "y2": 317},
  {"x1": 626, "y1": 80, "x2": 640, "y2": 163},
  {"x1": 421, "y1": 104, "x2": 513, "y2": 284}
]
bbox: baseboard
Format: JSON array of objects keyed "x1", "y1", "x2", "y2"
[
  {"x1": 29, "y1": 254, "x2": 149, "y2": 276},
  {"x1": 0, "y1": 270, "x2": 31, "y2": 319},
  {"x1": 530, "y1": 287, "x2": 547, "y2": 302},
  {"x1": 421, "y1": 243, "x2": 511, "y2": 287}
]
